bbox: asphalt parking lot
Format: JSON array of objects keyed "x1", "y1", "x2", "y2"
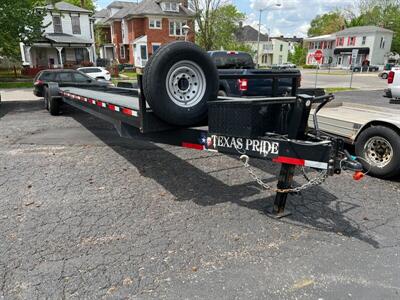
[{"x1": 1, "y1": 90, "x2": 400, "y2": 299}]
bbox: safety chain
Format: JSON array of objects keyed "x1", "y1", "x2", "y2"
[{"x1": 239, "y1": 155, "x2": 329, "y2": 194}]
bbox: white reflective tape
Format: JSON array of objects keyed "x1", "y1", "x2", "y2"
[
  {"x1": 304, "y1": 160, "x2": 328, "y2": 169},
  {"x1": 91, "y1": 100, "x2": 96, "y2": 105},
  {"x1": 132, "y1": 110, "x2": 138, "y2": 117},
  {"x1": 83, "y1": 97, "x2": 88, "y2": 102},
  {"x1": 102, "y1": 102, "x2": 107, "y2": 108},
  {"x1": 114, "y1": 106, "x2": 120, "y2": 112}
]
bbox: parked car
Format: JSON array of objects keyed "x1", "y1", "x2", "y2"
[
  {"x1": 33, "y1": 69, "x2": 112, "y2": 98},
  {"x1": 385, "y1": 67, "x2": 400, "y2": 100},
  {"x1": 208, "y1": 51, "x2": 300, "y2": 97},
  {"x1": 380, "y1": 66, "x2": 399, "y2": 79},
  {"x1": 77, "y1": 67, "x2": 111, "y2": 81},
  {"x1": 351, "y1": 65, "x2": 379, "y2": 72}
]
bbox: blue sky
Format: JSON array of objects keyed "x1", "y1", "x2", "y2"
[{"x1": 96, "y1": 0, "x2": 357, "y2": 37}]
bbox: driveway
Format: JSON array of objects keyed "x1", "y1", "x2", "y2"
[{"x1": 0, "y1": 91, "x2": 399, "y2": 299}]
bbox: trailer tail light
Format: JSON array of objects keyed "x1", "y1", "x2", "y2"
[
  {"x1": 388, "y1": 71, "x2": 395, "y2": 84},
  {"x1": 238, "y1": 79, "x2": 248, "y2": 91},
  {"x1": 227, "y1": 51, "x2": 238, "y2": 55}
]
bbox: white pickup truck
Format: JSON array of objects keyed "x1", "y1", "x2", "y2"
[
  {"x1": 386, "y1": 67, "x2": 400, "y2": 101},
  {"x1": 311, "y1": 102, "x2": 400, "y2": 178}
]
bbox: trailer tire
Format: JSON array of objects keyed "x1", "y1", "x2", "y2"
[
  {"x1": 44, "y1": 86, "x2": 49, "y2": 111},
  {"x1": 355, "y1": 125, "x2": 400, "y2": 178},
  {"x1": 143, "y1": 41, "x2": 218, "y2": 126},
  {"x1": 46, "y1": 87, "x2": 60, "y2": 116},
  {"x1": 381, "y1": 73, "x2": 388, "y2": 79}
]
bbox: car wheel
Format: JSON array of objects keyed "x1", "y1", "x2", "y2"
[
  {"x1": 355, "y1": 125, "x2": 400, "y2": 178},
  {"x1": 143, "y1": 41, "x2": 218, "y2": 126},
  {"x1": 382, "y1": 73, "x2": 388, "y2": 79}
]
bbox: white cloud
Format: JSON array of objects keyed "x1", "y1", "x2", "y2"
[{"x1": 244, "y1": 0, "x2": 356, "y2": 38}]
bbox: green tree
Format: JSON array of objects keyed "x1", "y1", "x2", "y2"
[
  {"x1": 307, "y1": 12, "x2": 346, "y2": 37},
  {"x1": 193, "y1": 1, "x2": 249, "y2": 51},
  {"x1": 345, "y1": 0, "x2": 400, "y2": 53},
  {"x1": 0, "y1": 0, "x2": 47, "y2": 60},
  {"x1": 288, "y1": 44, "x2": 307, "y2": 66},
  {"x1": 62, "y1": 0, "x2": 96, "y2": 11}
]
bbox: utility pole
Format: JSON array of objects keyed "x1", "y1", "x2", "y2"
[{"x1": 256, "y1": 9, "x2": 262, "y2": 69}]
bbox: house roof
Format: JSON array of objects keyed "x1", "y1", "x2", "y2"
[
  {"x1": 42, "y1": 1, "x2": 91, "y2": 13},
  {"x1": 304, "y1": 34, "x2": 336, "y2": 42},
  {"x1": 235, "y1": 25, "x2": 269, "y2": 42},
  {"x1": 44, "y1": 33, "x2": 93, "y2": 45},
  {"x1": 94, "y1": 8, "x2": 109, "y2": 18},
  {"x1": 278, "y1": 36, "x2": 303, "y2": 43},
  {"x1": 336, "y1": 26, "x2": 393, "y2": 36},
  {"x1": 125, "y1": 0, "x2": 194, "y2": 18},
  {"x1": 107, "y1": 1, "x2": 137, "y2": 9}
]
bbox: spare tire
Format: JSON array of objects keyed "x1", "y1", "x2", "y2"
[{"x1": 143, "y1": 41, "x2": 218, "y2": 126}]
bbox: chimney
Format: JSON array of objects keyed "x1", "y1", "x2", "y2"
[
  {"x1": 181, "y1": 0, "x2": 188, "y2": 8},
  {"x1": 239, "y1": 21, "x2": 243, "y2": 28},
  {"x1": 293, "y1": 35, "x2": 297, "y2": 38}
]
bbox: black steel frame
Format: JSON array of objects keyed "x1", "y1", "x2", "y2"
[{"x1": 57, "y1": 72, "x2": 344, "y2": 218}]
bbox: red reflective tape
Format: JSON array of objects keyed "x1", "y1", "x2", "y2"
[
  {"x1": 97, "y1": 101, "x2": 103, "y2": 107},
  {"x1": 182, "y1": 142, "x2": 204, "y2": 150},
  {"x1": 108, "y1": 104, "x2": 116, "y2": 111},
  {"x1": 273, "y1": 156, "x2": 305, "y2": 166},
  {"x1": 122, "y1": 108, "x2": 133, "y2": 116}
]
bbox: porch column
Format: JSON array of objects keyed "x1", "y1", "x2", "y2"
[
  {"x1": 86, "y1": 47, "x2": 94, "y2": 64},
  {"x1": 55, "y1": 47, "x2": 63, "y2": 68}
]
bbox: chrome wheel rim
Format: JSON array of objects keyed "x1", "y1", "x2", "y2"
[
  {"x1": 166, "y1": 60, "x2": 206, "y2": 108},
  {"x1": 364, "y1": 136, "x2": 393, "y2": 168}
]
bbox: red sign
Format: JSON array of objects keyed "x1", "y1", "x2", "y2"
[{"x1": 314, "y1": 50, "x2": 323, "y2": 63}]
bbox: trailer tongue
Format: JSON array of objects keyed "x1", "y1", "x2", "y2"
[{"x1": 46, "y1": 41, "x2": 363, "y2": 218}]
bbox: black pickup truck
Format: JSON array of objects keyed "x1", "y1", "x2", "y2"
[{"x1": 208, "y1": 51, "x2": 301, "y2": 97}]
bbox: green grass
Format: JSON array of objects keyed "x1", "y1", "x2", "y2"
[
  {"x1": 325, "y1": 87, "x2": 358, "y2": 93},
  {"x1": 0, "y1": 82, "x2": 33, "y2": 89},
  {"x1": 119, "y1": 70, "x2": 137, "y2": 79}
]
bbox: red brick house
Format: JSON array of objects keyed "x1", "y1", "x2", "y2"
[{"x1": 94, "y1": 0, "x2": 195, "y2": 67}]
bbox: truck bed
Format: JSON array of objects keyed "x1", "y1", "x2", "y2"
[{"x1": 309, "y1": 102, "x2": 400, "y2": 141}]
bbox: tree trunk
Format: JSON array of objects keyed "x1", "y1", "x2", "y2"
[{"x1": 80, "y1": 0, "x2": 85, "y2": 8}]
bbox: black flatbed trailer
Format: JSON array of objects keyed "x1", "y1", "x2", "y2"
[{"x1": 45, "y1": 42, "x2": 363, "y2": 218}]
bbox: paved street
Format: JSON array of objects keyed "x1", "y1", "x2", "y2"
[
  {"x1": 301, "y1": 69, "x2": 387, "y2": 90},
  {"x1": 0, "y1": 90, "x2": 400, "y2": 299}
]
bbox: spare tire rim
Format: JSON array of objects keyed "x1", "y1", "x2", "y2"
[
  {"x1": 166, "y1": 60, "x2": 206, "y2": 108},
  {"x1": 364, "y1": 136, "x2": 393, "y2": 168}
]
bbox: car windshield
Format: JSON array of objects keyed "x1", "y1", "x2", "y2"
[{"x1": 210, "y1": 52, "x2": 255, "y2": 69}]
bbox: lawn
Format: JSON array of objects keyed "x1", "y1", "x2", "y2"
[
  {"x1": 325, "y1": 87, "x2": 358, "y2": 93},
  {"x1": 0, "y1": 82, "x2": 33, "y2": 89},
  {"x1": 119, "y1": 70, "x2": 137, "y2": 79}
]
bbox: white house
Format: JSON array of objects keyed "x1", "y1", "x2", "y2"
[
  {"x1": 304, "y1": 26, "x2": 394, "y2": 68},
  {"x1": 235, "y1": 25, "x2": 289, "y2": 67},
  {"x1": 20, "y1": 1, "x2": 96, "y2": 69}
]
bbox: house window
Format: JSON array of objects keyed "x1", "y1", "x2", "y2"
[
  {"x1": 120, "y1": 45, "x2": 125, "y2": 59},
  {"x1": 162, "y1": 2, "x2": 179, "y2": 12},
  {"x1": 280, "y1": 44, "x2": 283, "y2": 52},
  {"x1": 149, "y1": 18, "x2": 162, "y2": 29},
  {"x1": 169, "y1": 20, "x2": 186, "y2": 36},
  {"x1": 362, "y1": 36, "x2": 366, "y2": 45},
  {"x1": 152, "y1": 43, "x2": 161, "y2": 53},
  {"x1": 380, "y1": 37, "x2": 385, "y2": 49},
  {"x1": 53, "y1": 16, "x2": 63, "y2": 33},
  {"x1": 71, "y1": 16, "x2": 81, "y2": 35},
  {"x1": 348, "y1": 36, "x2": 356, "y2": 46},
  {"x1": 140, "y1": 45, "x2": 148, "y2": 60}
]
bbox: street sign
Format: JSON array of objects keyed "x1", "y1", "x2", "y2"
[{"x1": 314, "y1": 50, "x2": 323, "y2": 63}]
